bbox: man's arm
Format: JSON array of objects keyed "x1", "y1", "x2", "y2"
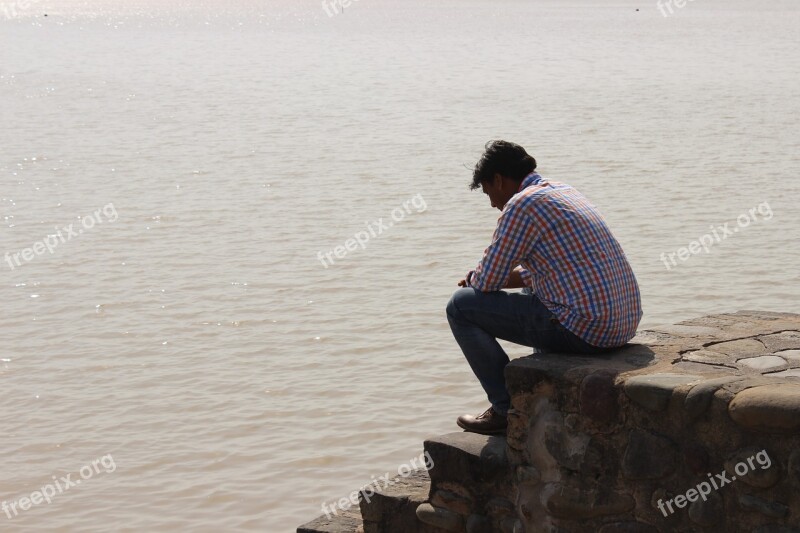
[
  {"x1": 458, "y1": 266, "x2": 532, "y2": 289},
  {"x1": 464, "y1": 205, "x2": 539, "y2": 292}
]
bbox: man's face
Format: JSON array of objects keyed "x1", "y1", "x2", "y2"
[{"x1": 481, "y1": 174, "x2": 514, "y2": 211}]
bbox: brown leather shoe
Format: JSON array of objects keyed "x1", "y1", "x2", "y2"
[{"x1": 456, "y1": 407, "x2": 507, "y2": 435}]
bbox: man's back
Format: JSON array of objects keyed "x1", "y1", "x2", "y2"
[{"x1": 510, "y1": 173, "x2": 642, "y2": 347}]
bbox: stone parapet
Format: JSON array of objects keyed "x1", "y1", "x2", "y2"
[{"x1": 299, "y1": 311, "x2": 800, "y2": 532}]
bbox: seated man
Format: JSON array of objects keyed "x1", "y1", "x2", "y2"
[{"x1": 447, "y1": 140, "x2": 643, "y2": 435}]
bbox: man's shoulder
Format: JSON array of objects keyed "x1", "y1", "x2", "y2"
[{"x1": 512, "y1": 177, "x2": 573, "y2": 207}]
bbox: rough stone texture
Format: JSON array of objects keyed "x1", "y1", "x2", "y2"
[
  {"x1": 788, "y1": 449, "x2": 800, "y2": 486},
  {"x1": 724, "y1": 447, "x2": 781, "y2": 488},
  {"x1": 684, "y1": 376, "x2": 745, "y2": 421},
  {"x1": 357, "y1": 469, "x2": 430, "y2": 525},
  {"x1": 415, "y1": 503, "x2": 463, "y2": 532},
  {"x1": 739, "y1": 494, "x2": 790, "y2": 518},
  {"x1": 580, "y1": 370, "x2": 620, "y2": 424},
  {"x1": 297, "y1": 509, "x2": 363, "y2": 533},
  {"x1": 400, "y1": 432, "x2": 514, "y2": 532},
  {"x1": 753, "y1": 527, "x2": 800, "y2": 533},
  {"x1": 738, "y1": 355, "x2": 787, "y2": 371},
  {"x1": 776, "y1": 349, "x2": 800, "y2": 363},
  {"x1": 544, "y1": 483, "x2": 635, "y2": 518},
  {"x1": 597, "y1": 522, "x2": 658, "y2": 533},
  {"x1": 431, "y1": 489, "x2": 472, "y2": 516},
  {"x1": 707, "y1": 337, "x2": 768, "y2": 357},
  {"x1": 299, "y1": 312, "x2": 800, "y2": 532},
  {"x1": 464, "y1": 514, "x2": 492, "y2": 533},
  {"x1": 505, "y1": 311, "x2": 800, "y2": 533},
  {"x1": 688, "y1": 491, "x2": 724, "y2": 527},
  {"x1": 623, "y1": 374, "x2": 702, "y2": 412},
  {"x1": 729, "y1": 384, "x2": 800, "y2": 433},
  {"x1": 767, "y1": 369, "x2": 800, "y2": 378},
  {"x1": 622, "y1": 429, "x2": 678, "y2": 480},
  {"x1": 424, "y1": 432, "x2": 509, "y2": 488},
  {"x1": 298, "y1": 469, "x2": 442, "y2": 533}
]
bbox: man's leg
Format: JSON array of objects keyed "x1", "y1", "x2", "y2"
[{"x1": 446, "y1": 287, "x2": 562, "y2": 417}]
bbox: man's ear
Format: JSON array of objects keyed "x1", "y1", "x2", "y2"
[{"x1": 492, "y1": 173, "x2": 503, "y2": 188}]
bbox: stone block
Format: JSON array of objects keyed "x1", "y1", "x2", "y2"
[
  {"x1": 774, "y1": 349, "x2": 800, "y2": 363},
  {"x1": 544, "y1": 482, "x2": 635, "y2": 519},
  {"x1": 765, "y1": 369, "x2": 800, "y2": 378},
  {"x1": 622, "y1": 429, "x2": 677, "y2": 480},
  {"x1": 431, "y1": 489, "x2": 473, "y2": 516},
  {"x1": 544, "y1": 418, "x2": 591, "y2": 472},
  {"x1": 759, "y1": 331, "x2": 800, "y2": 352},
  {"x1": 424, "y1": 432, "x2": 508, "y2": 487},
  {"x1": 358, "y1": 469, "x2": 429, "y2": 522},
  {"x1": 729, "y1": 384, "x2": 800, "y2": 433},
  {"x1": 683, "y1": 443, "x2": 710, "y2": 474},
  {"x1": 688, "y1": 491, "x2": 723, "y2": 527},
  {"x1": 515, "y1": 465, "x2": 540, "y2": 484},
  {"x1": 706, "y1": 338, "x2": 768, "y2": 357},
  {"x1": 297, "y1": 510, "x2": 362, "y2": 533},
  {"x1": 738, "y1": 355, "x2": 787, "y2": 371},
  {"x1": 738, "y1": 494, "x2": 789, "y2": 519},
  {"x1": 465, "y1": 514, "x2": 492, "y2": 533},
  {"x1": 416, "y1": 503, "x2": 464, "y2": 532},
  {"x1": 624, "y1": 374, "x2": 702, "y2": 412},
  {"x1": 724, "y1": 447, "x2": 780, "y2": 488},
  {"x1": 485, "y1": 497, "x2": 515, "y2": 518},
  {"x1": 580, "y1": 370, "x2": 620, "y2": 423},
  {"x1": 684, "y1": 376, "x2": 745, "y2": 420}
]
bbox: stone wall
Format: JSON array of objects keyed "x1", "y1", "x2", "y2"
[
  {"x1": 299, "y1": 311, "x2": 800, "y2": 533},
  {"x1": 503, "y1": 310, "x2": 800, "y2": 532}
]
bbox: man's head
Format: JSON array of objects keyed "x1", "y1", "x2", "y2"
[{"x1": 471, "y1": 140, "x2": 537, "y2": 210}]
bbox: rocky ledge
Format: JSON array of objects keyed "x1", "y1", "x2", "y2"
[{"x1": 298, "y1": 310, "x2": 800, "y2": 532}]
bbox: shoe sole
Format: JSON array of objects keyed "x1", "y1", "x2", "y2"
[{"x1": 456, "y1": 419, "x2": 507, "y2": 435}]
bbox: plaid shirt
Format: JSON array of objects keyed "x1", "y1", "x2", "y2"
[{"x1": 466, "y1": 173, "x2": 642, "y2": 348}]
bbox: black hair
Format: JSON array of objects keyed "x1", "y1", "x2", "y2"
[{"x1": 470, "y1": 140, "x2": 537, "y2": 190}]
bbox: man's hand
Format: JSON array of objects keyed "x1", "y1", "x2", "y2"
[{"x1": 458, "y1": 268, "x2": 527, "y2": 289}]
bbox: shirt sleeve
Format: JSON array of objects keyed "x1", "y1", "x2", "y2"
[
  {"x1": 466, "y1": 204, "x2": 538, "y2": 292},
  {"x1": 518, "y1": 268, "x2": 534, "y2": 288}
]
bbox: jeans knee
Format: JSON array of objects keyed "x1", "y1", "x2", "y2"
[{"x1": 446, "y1": 287, "x2": 475, "y2": 319}]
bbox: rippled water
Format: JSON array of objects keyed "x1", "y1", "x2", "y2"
[{"x1": 1, "y1": 0, "x2": 799, "y2": 531}]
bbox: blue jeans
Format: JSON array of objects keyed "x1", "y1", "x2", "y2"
[{"x1": 446, "y1": 287, "x2": 608, "y2": 416}]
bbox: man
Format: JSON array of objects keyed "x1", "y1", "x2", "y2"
[{"x1": 447, "y1": 140, "x2": 642, "y2": 435}]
